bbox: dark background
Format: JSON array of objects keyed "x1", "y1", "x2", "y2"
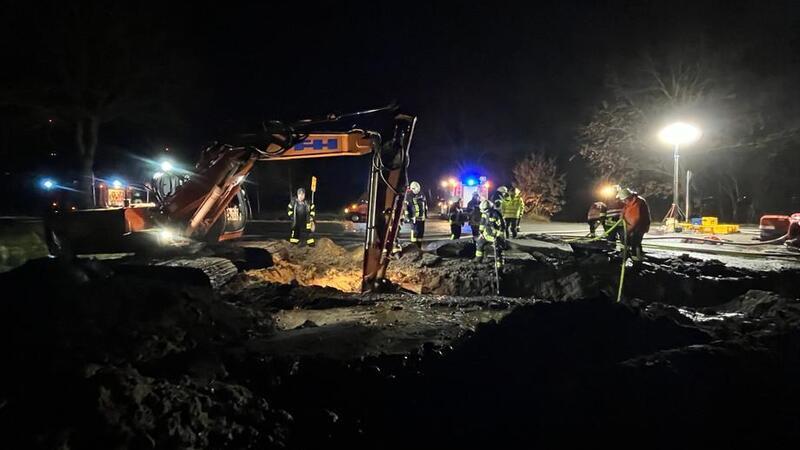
[{"x1": 1, "y1": 0, "x2": 799, "y2": 219}]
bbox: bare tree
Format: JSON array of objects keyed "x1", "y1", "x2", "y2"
[
  {"x1": 512, "y1": 151, "x2": 566, "y2": 218},
  {"x1": 1, "y1": 3, "x2": 186, "y2": 206},
  {"x1": 578, "y1": 46, "x2": 800, "y2": 219}
]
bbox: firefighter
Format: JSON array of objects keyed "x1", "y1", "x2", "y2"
[
  {"x1": 404, "y1": 181, "x2": 427, "y2": 246},
  {"x1": 466, "y1": 192, "x2": 482, "y2": 241},
  {"x1": 617, "y1": 187, "x2": 651, "y2": 261},
  {"x1": 287, "y1": 187, "x2": 315, "y2": 246},
  {"x1": 501, "y1": 187, "x2": 524, "y2": 238},
  {"x1": 448, "y1": 197, "x2": 463, "y2": 240},
  {"x1": 474, "y1": 199, "x2": 505, "y2": 269}
]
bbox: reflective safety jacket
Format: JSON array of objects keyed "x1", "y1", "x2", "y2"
[
  {"x1": 622, "y1": 195, "x2": 651, "y2": 236},
  {"x1": 500, "y1": 193, "x2": 524, "y2": 219},
  {"x1": 405, "y1": 193, "x2": 428, "y2": 222},
  {"x1": 479, "y1": 208, "x2": 504, "y2": 242},
  {"x1": 288, "y1": 198, "x2": 315, "y2": 228}
]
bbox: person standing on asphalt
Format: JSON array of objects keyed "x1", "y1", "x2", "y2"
[
  {"x1": 501, "y1": 187, "x2": 524, "y2": 238},
  {"x1": 287, "y1": 188, "x2": 315, "y2": 246},
  {"x1": 448, "y1": 197, "x2": 463, "y2": 240},
  {"x1": 466, "y1": 192, "x2": 482, "y2": 241},
  {"x1": 617, "y1": 187, "x2": 651, "y2": 261},
  {"x1": 404, "y1": 181, "x2": 428, "y2": 247}
]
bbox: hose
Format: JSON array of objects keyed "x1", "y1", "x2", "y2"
[
  {"x1": 565, "y1": 218, "x2": 623, "y2": 243},
  {"x1": 642, "y1": 233, "x2": 789, "y2": 246},
  {"x1": 617, "y1": 219, "x2": 628, "y2": 303}
]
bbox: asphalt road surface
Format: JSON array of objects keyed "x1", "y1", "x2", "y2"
[
  {"x1": 244, "y1": 219, "x2": 589, "y2": 246},
  {"x1": 245, "y1": 219, "x2": 800, "y2": 270}
]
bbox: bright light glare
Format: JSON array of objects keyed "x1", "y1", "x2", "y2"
[
  {"x1": 160, "y1": 160, "x2": 174, "y2": 172},
  {"x1": 112, "y1": 180, "x2": 123, "y2": 188},
  {"x1": 466, "y1": 178, "x2": 477, "y2": 186},
  {"x1": 41, "y1": 179, "x2": 55, "y2": 190},
  {"x1": 440, "y1": 180, "x2": 448, "y2": 188},
  {"x1": 659, "y1": 122, "x2": 702, "y2": 146},
  {"x1": 159, "y1": 229, "x2": 174, "y2": 243},
  {"x1": 448, "y1": 178, "x2": 457, "y2": 186},
  {"x1": 598, "y1": 185, "x2": 617, "y2": 199}
]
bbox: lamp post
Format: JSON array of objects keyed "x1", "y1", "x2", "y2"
[{"x1": 658, "y1": 122, "x2": 701, "y2": 224}]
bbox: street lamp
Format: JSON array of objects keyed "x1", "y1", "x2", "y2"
[{"x1": 659, "y1": 122, "x2": 701, "y2": 223}]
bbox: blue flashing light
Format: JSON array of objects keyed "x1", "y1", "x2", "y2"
[
  {"x1": 112, "y1": 179, "x2": 124, "y2": 189},
  {"x1": 41, "y1": 179, "x2": 55, "y2": 190},
  {"x1": 466, "y1": 178, "x2": 477, "y2": 186}
]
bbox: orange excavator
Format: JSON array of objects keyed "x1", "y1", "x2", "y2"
[{"x1": 45, "y1": 105, "x2": 417, "y2": 291}]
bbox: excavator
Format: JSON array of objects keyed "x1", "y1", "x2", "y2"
[{"x1": 45, "y1": 105, "x2": 417, "y2": 292}]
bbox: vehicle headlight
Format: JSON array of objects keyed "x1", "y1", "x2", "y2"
[{"x1": 158, "y1": 229, "x2": 175, "y2": 244}]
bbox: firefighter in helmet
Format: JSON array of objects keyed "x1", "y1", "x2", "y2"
[
  {"x1": 287, "y1": 187, "x2": 315, "y2": 246},
  {"x1": 404, "y1": 181, "x2": 428, "y2": 246},
  {"x1": 474, "y1": 199, "x2": 505, "y2": 269},
  {"x1": 618, "y1": 186, "x2": 651, "y2": 261}
]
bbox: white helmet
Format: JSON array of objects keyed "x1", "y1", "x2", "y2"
[
  {"x1": 497, "y1": 186, "x2": 509, "y2": 195},
  {"x1": 616, "y1": 187, "x2": 634, "y2": 200},
  {"x1": 410, "y1": 181, "x2": 421, "y2": 194},
  {"x1": 479, "y1": 199, "x2": 491, "y2": 211}
]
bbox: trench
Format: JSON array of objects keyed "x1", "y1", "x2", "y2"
[{"x1": 239, "y1": 238, "x2": 800, "y2": 308}]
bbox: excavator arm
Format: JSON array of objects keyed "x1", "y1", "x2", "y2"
[
  {"x1": 45, "y1": 105, "x2": 415, "y2": 292},
  {"x1": 161, "y1": 106, "x2": 416, "y2": 291}
]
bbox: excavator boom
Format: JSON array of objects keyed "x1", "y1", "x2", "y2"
[{"x1": 45, "y1": 105, "x2": 416, "y2": 292}]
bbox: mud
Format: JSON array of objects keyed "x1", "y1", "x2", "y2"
[
  {"x1": 233, "y1": 238, "x2": 800, "y2": 308},
  {"x1": 2, "y1": 236, "x2": 800, "y2": 448}
]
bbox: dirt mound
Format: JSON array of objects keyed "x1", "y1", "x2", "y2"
[
  {"x1": 0, "y1": 259, "x2": 289, "y2": 449},
  {"x1": 712, "y1": 289, "x2": 800, "y2": 321},
  {"x1": 268, "y1": 297, "x2": 800, "y2": 448},
  {"x1": 234, "y1": 238, "x2": 363, "y2": 292}
]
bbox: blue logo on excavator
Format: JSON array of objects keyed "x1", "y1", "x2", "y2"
[{"x1": 294, "y1": 138, "x2": 338, "y2": 151}]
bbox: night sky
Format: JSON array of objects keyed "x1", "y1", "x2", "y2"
[{"x1": 2, "y1": 0, "x2": 799, "y2": 218}]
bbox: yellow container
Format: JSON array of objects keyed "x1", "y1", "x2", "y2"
[
  {"x1": 702, "y1": 217, "x2": 719, "y2": 226},
  {"x1": 711, "y1": 224, "x2": 741, "y2": 234},
  {"x1": 700, "y1": 226, "x2": 715, "y2": 234}
]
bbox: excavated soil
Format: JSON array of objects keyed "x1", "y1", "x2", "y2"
[
  {"x1": 232, "y1": 238, "x2": 800, "y2": 306},
  {"x1": 2, "y1": 237, "x2": 800, "y2": 448}
]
